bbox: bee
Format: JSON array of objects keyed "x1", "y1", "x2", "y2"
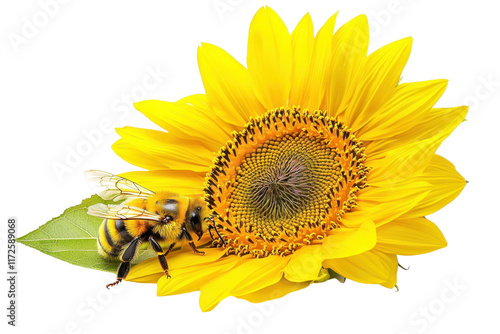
[{"x1": 85, "y1": 170, "x2": 223, "y2": 288}]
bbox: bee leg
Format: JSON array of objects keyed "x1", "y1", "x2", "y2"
[
  {"x1": 107, "y1": 237, "x2": 141, "y2": 288},
  {"x1": 106, "y1": 262, "x2": 131, "y2": 289},
  {"x1": 150, "y1": 237, "x2": 175, "y2": 279},
  {"x1": 188, "y1": 241, "x2": 205, "y2": 256},
  {"x1": 181, "y1": 225, "x2": 205, "y2": 256}
]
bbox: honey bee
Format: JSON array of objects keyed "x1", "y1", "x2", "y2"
[{"x1": 85, "y1": 170, "x2": 222, "y2": 288}]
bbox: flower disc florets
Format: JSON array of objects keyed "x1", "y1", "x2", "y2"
[{"x1": 204, "y1": 107, "x2": 369, "y2": 257}]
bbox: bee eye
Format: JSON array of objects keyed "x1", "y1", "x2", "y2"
[{"x1": 190, "y1": 211, "x2": 201, "y2": 233}]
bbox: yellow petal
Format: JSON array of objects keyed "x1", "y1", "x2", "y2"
[
  {"x1": 405, "y1": 106, "x2": 469, "y2": 142},
  {"x1": 247, "y1": 6, "x2": 292, "y2": 109},
  {"x1": 283, "y1": 245, "x2": 323, "y2": 282},
  {"x1": 118, "y1": 170, "x2": 206, "y2": 196},
  {"x1": 323, "y1": 249, "x2": 398, "y2": 287},
  {"x1": 323, "y1": 15, "x2": 368, "y2": 117},
  {"x1": 376, "y1": 217, "x2": 447, "y2": 255},
  {"x1": 157, "y1": 256, "x2": 239, "y2": 296},
  {"x1": 365, "y1": 106, "x2": 468, "y2": 159},
  {"x1": 127, "y1": 248, "x2": 226, "y2": 282},
  {"x1": 321, "y1": 221, "x2": 376, "y2": 259},
  {"x1": 403, "y1": 154, "x2": 466, "y2": 218},
  {"x1": 237, "y1": 277, "x2": 311, "y2": 303},
  {"x1": 133, "y1": 95, "x2": 232, "y2": 152},
  {"x1": 359, "y1": 79, "x2": 448, "y2": 140},
  {"x1": 199, "y1": 255, "x2": 288, "y2": 311},
  {"x1": 314, "y1": 268, "x2": 336, "y2": 283},
  {"x1": 289, "y1": 13, "x2": 314, "y2": 108},
  {"x1": 343, "y1": 37, "x2": 412, "y2": 131},
  {"x1": 114, "y1": 127, "x2": 212, "y2": 173},
  {"x1": 342, "y1": 182, "x2": 430, "y2": 227},
  {"x1": 198, "y1": 43, "x2": 264, "y2": 126},
  {"x1": 367, "y1": 124, "x2": 459, "y2": 185},
  {"x1": 112, "y1": 140, "x2": 168, "y2": 171},
  {"x1": 305, "y1": 12, "x2": 337, "y2": 110}
]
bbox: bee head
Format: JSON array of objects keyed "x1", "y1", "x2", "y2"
[
  {"x1": 155, "y1": 199, "x2": 180, "y2": 224},
  {"x1": 186, "y1": 197, "x2": 209, "y2": 241}
]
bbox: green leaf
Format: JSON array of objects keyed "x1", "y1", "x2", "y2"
[{"x1": 17, "y1": 195, "x2": 156, "y2": 273}]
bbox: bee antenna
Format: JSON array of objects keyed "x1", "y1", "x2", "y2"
[
  {"x1": 213, "y1": 224, "x2": 226, "y2": 247},
  {"x1": 208, "y1": 224, "x2": 215, "y2": 240},
  {"x1": 206, "y1": 216, "x2": 226, "y2": 246}
]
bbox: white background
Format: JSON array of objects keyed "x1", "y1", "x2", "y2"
[{"x1": 2, "y1": 0, "x2": 499, "y2": 333}]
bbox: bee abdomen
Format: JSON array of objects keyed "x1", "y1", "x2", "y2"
[{"x1": 97, "y1": 219, "x2": 132, "y2": 258}]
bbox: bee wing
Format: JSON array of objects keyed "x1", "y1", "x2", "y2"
[
  {"x1": 85, "y1": 170, "x2": 155, "y2": 202},
  {"x1": 87, "y1": 203, "x2": 163, "y2": 222}
]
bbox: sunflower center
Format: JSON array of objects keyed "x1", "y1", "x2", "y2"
[
  {"x1": 204, "y1": 107, "x2": 368, "y2": 257},
  {"x1": 249, "y1": 152, "x2": 312, "y2": 221},
  {"x1": 234, "y1": 133, "x2": 336, "y2": 230}
]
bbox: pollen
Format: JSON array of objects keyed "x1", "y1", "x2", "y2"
[{"x1": 204, "y1": 107, "x2": 369, "y2": 257}]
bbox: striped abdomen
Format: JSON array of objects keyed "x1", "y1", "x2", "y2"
[{"x1": 97, "y1": 219, "x2": 133, "y2": 259}]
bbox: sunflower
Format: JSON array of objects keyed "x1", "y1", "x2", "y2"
[{"x1": 112, "y1": 7, "x2": 467, "y2": 311}]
